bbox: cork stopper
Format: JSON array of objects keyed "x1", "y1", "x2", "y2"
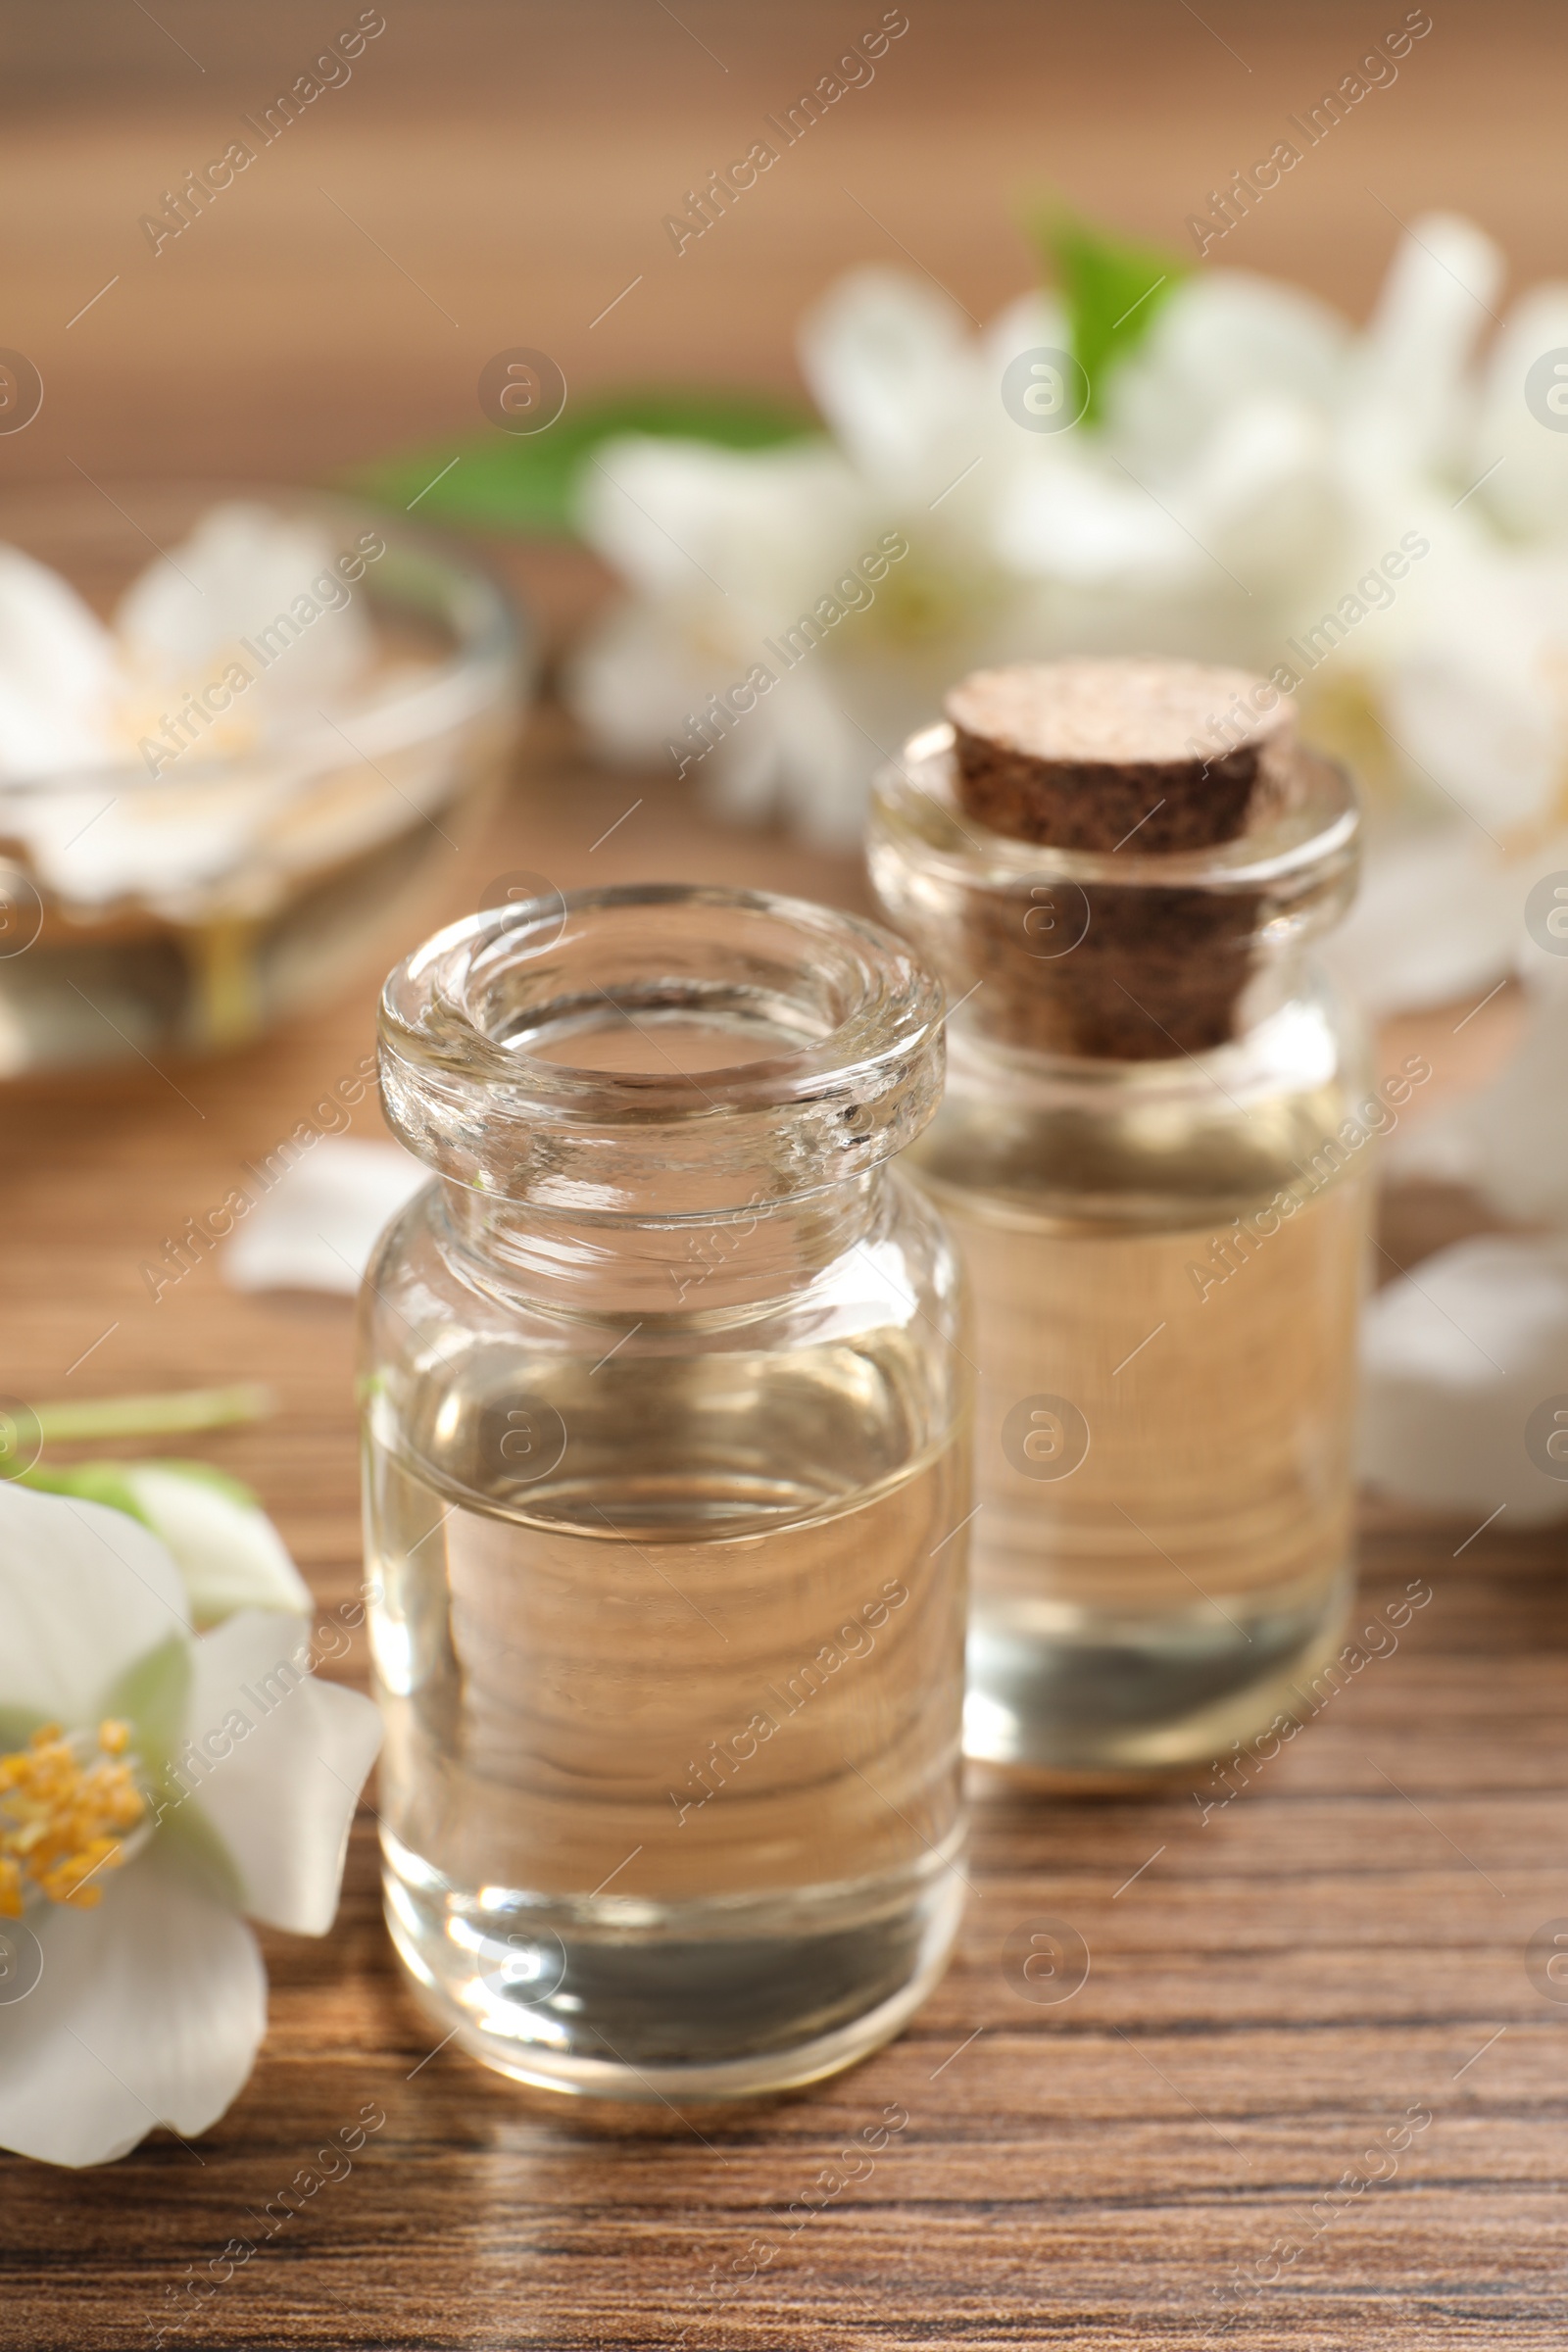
[
  {"x1": 947, "y1": 658, "x2": 1292, "y2": 853},
  {"x1": 942, "y1": 658, "x2": 1291, "y2": 1060}
]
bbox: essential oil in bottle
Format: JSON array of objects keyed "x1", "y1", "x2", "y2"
[{"x1": 868, "y1": 658, "x2": 1369, "y2": 1781}]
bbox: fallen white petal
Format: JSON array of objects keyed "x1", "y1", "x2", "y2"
[
  {"x1": 1388, "y1": 971, "x2": 1568, "y2": 1222},
  {"x1": 1319, "y1": 821, "x2": 1524, "y2": 1018},
  {"x1": 0, "y1": 1484, "x2": 188, "y2": 1729},
  {"x1": 1378, "y1": 544, "x2": 1568, "y2": 834},
  {"x1": 1359, "y1": 1235, "x2": 1568, "y2": 1525},
  {"x1": 184, "y1": 1609, "x2": 381, "y2": 1936},
  {"x1": 120, "y1": 1465, "x2": 313, "y2": 1629},
  {"x1": 0, "y1": 1842, "x2": 266, "y2": 2167},
  {"x1": 221, "y1": 1136, "x2": 426, "y2": 1294}
]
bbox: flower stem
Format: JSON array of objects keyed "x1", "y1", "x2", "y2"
[{"x1": 28, "y1": 1385, "x2": 276, "y2": 1446}]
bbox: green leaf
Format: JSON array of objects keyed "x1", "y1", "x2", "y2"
[
  {"x1": 1031, "y1": 210, "x2": 1188, "y2": 424},
  {"x1": 21, "y1": 1462, "x2": 157, "y2": 1525},
  {"x1": 22, "y1": 1455, "x2": 260, "y2": 1518},
  {"x1": 345, "y1": 389, "x2": 819, "y2": 538}
]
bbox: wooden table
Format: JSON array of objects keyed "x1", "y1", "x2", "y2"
[
  {"x1": 4, "y1": 3, "x2": 1568, "y2": 2339},
  {"x1": 2, "y1": 689, "x2": 1562, "y2": 2350},
  {"x1": 5, "y1": 0, "x2": 1567, "y2": 489}
]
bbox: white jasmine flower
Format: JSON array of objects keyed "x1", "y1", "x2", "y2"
[
  {"x1": 117, "y1": 501, "x2": 373, "y2": 721},
  {"x1": 0, "y1": 1483, "x2": 380, "y2": 2167},
  {"x1": 565, "y1": 212, "x2": 1568, "y2": 1026},
  {"x1": 1474, "y1": 282, "x2": 1568, "y2": 540},
  {"x1": 0, "y1": 547, "x2": 122, "y2": 776},
  {"x1": 565, "y1": 269, "x2": 1044, "y2": 845},
  {"x1": 0, "y1": 503, "x2": 386, "y2": 908},
  {"x1": 1360, "y1": 1236, "x2": 1568, "y2": 1525},
  {"x1": 797, "y1": 267, "x2": 996, "y2": 496},
  {"x1": 24, "y1": 1458, "x2": 313, "y2": 1629},
  {"x1": 1109, "y1": 270, "x2": 1351, "y2": 470},
  {"x1": 1336, "y1": 212, "x2": 1502, "y2": 510}
]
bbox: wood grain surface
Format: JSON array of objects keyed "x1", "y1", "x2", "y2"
[
  {"x1": 1, "y1": 0, "x2": 1565, "y2": 489},
  {"x1": 1, "y1": 695, "x2": 1560, "y2": 2352},
  {"x1": 2, "y1": 5, "x2": 1567, "y2": 2344}
]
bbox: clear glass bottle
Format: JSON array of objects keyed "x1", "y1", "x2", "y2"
[
  {"x1": 868, "y1": 718, "x2": 1368, "y2": 1783},
  {"x1": 360, "y1": 883, "x2": 970, "y2": 2098}
]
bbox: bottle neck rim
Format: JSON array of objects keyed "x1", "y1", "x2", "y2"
[
  {"x1": 377, "y1": 884, "x2": 946, "y2": 1213},
  {"x1": 875, "y1": 722, "x2": 1359, "y2": 893}
]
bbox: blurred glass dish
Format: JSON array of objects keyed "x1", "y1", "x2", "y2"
[{"x1": 0, "y1": 483, "x2": 528, "y2": 1075}]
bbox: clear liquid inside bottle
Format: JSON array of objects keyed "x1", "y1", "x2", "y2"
[
  {"x1": 363, "y1": 886, "x2": 968, "y2": 2095},
  {"x1": 367, "y1": 1345, "x2": 966, "y2": 2088},
  {"x1": 914, "y1": 1002, "x2": 1365, "y2": 1778},
  {"x1": 869, "y1": 723, "x2": 1369, "y2": 1782}
]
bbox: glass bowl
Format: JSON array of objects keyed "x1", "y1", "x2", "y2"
[{"x1": 0, "y1": 482, "x2": 530, "y2": 1075}]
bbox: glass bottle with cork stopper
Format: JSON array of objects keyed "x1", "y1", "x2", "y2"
[{"x1": 867, "y1": 657, "x2": 1371, "y2": 1783}]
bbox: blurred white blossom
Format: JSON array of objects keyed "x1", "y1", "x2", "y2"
[
  {"x1": 1360, "y1": 1235, "x2": 1568, "y2": 1526},
  {"x1": 1362, "y1": 927, "x2": 1568, "y2": 1524},
  {"x1": 1385, "y1": 959, "x2": 1568, "y2": 1229},
  {"x1": 0, "y1": 503, "x2": 385, "y2": 906},
  {"x1": 221, "y1": 1136, "x2": 426, "y2": 1296},
  {"x1": 567, "y1": 217, "x2": 1568, "y2": 1015}
]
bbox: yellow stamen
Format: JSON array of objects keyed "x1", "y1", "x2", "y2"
[{"x1": 0, "y1": 1721, "x2": 146, "y2": 1914}]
